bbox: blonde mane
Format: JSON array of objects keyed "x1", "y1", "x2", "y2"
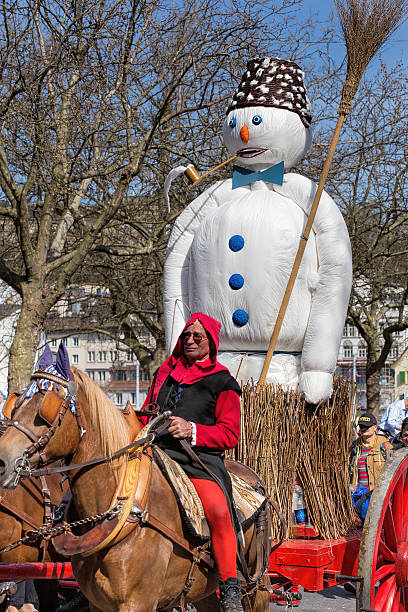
[{"x1": 71, "y1": 367, "x2": 130, "y2": 461}]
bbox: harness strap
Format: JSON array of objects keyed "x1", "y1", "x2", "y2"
[
  {"x1": 0, "y1": 496, "x2": 42, "y2": 531},
  {"x1": 166, "y1": 547, "x2": 202, "y2": 612},
  {"x1": 21, "y1": 434, "x2": 154, "y2": 478},
  {"x1": 138, "y1": 510, "x2": 213, "y2": 568},
  {"x1": 8, "y1": 421, "x2": 39, "y2": 444}
]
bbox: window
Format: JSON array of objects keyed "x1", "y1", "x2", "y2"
[
  {"x1": 390, "y1": 345, "x2": 399, "y2": 358},
  {"x1": 88, "y1": 351, "x2": 95, "y2": 362},
  {"x1": 343, "y1": 326, "x2": 348, "y2": 337},
  {"x1": 358, "y1": 345, "x2": 367, "y2": 358},
  {"x1": 110, "y1": 350, "x2": 118, "y2": 362},
  {"x1": 348, "y1": 326, "x2": 356, "y2": 337},
  {"x1": 99, "y1": 351, "x2": 107, "y2": 361},
  {"x1": 51, "y1": 339, "x2": 57, "y2": 347},
  {"x1": 98, "y1": 371, "x2": 106, "y2": 382},
  {"x1": 131, "y1": 393, "x2": 136, "y2": 405},
  {"x1": 87, "y1": 370, "x2": 95, "y2": 380},
  {"x1": 398, "y1": 371, "x2": 408, "y2": 385},
  {"x1": 344, "y1": 344, "x2": 353, "y2": 358},
  {"x1": 73, "y1": 337, "x2": 79, "y2": 347},
  {"x1": 116, "y1": 393, "x2": 123, "y2": 405},
  {"x1": 72, "y1": 354, "x2": 79, "y2": 364},
  {"x1": 126, "y1": 351, "x2": 134, "y2": 361},
  {"x1": 61, "y1": 337, "x2": 68, "y2": 346}
]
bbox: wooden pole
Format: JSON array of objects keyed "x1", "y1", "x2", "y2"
[{"x1": 258, "y1": 113, "x2": 345, "y2": 386}]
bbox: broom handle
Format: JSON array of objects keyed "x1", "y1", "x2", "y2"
[{"x1": 258, "y1": 113, "x2": 345, "y2": 387}]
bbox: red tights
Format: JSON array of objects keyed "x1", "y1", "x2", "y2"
[{"x1": 189, "y1": 477, "x2": 237, "y2": 580}]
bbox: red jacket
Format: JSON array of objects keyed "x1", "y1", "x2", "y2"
[{"x1": 139, "y1": 312, "x2": 240, "y2": 449}]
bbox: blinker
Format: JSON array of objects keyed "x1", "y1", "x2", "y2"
[
  {"x1": 38, "y1": 390, "x2": 65, "y2": 425},
  {"x1": 2, "y1": 393, "x2": 19, "y2": 419}
]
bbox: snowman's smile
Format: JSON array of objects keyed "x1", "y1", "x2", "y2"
[{"x1": 238, "y1": 148, "x2": 267, "y2": 158}]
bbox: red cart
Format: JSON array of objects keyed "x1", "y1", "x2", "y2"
[
  {"x1": 0, "y1": 450, "x2": 406, "y2": 611},
  {"x1": 268, "y1": 450, "x2": 408, "y2": 611}
]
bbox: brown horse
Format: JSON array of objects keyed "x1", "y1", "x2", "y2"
[
  {"x1": 0, "y1": 474, "x2": 66, "y2": 611},
  {"x1": 0, "y1": 367, "x2": 271, "y2": 612}
]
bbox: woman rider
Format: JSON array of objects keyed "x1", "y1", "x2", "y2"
[{"x1": 139, "y1": 312, "x2": 243, "y2": 612}]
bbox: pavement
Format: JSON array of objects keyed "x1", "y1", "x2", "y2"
[{"x1": 270, "y1": 585, "x2": 356, "y2": 611}]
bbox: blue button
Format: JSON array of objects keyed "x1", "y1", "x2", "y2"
[
  {"x1": 232, "y1": 309, "x2": 248, "y2": 326},
  {"x1": 229, "y1": 235, "x2": 245, "y2": 252},
  {"x1": 229, "y1": 274, "x2": 244, "y2": 290}
]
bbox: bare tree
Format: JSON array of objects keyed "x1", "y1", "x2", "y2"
[
  {"x1": 304, "y1": 63, "x2": 408, "y2": 413},
  {"x1": 0, "y1": 0, "x2": 311, "y2": 391}
]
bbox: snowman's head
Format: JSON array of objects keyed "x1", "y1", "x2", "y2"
[
  {"x1": 224, "y1": 57, "x2": 313, "y2": 171},
  {"x1": 223, "y1": 105, "x2": 312, "y2": 171}
]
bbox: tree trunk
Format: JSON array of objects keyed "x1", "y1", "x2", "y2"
[
  {"x1": 142, "y1": 344, "x2": 168, "y2": 380},
  {"x1": 366, "y1": 365, "x2": 381, "y2": 417},
  {"x1": 7, "y1": 284, "x2": 46, "y2": 393}
]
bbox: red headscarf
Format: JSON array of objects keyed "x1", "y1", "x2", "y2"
[{"x1": 151, "y1": 312, "x2": 228, "y2": 403}]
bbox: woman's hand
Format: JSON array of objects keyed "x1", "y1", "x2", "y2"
[{"x1": 168, "y1": 416, "x2": 193, "y2": 439}]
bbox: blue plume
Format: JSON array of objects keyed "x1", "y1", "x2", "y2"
[
  {"x1": 56, "y1": 342, "x2": 70, "y2": 380},
  {"x1": 38, "y1": 344, "x2": 53, "y2": 369}
]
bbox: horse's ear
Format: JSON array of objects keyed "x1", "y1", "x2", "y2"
[
  {"x1": 56, "y1": 342, "x2": 70, "y2": 380},
  {"x1": 38, "y1": 344, "x2": 53, "y2": 370}
]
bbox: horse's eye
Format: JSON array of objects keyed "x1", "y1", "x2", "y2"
[
  {"x1": 229, "y1": 117, "x2": 236, "y2": 128},
  {"x1": 252, "y1": 115, "x2": 262, "y2": 125}
]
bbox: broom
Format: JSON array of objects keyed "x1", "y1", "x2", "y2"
[{"x1": 258, "y1": 0, "x2": 408, "y2": 385}]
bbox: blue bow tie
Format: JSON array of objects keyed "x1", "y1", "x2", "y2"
[{"x1": 232, "y1": 161, "x2": 284, "y2": 189}]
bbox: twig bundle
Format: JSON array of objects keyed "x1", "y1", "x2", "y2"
[
  {"x1": 230, "y1": 377, "x2": 358, "y2": 540},
  {"x1": 335, "y1": 0, "x2": 408, "y2": 114}
]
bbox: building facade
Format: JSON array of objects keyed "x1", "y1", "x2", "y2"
[{"x1": 337, "y1": 324, "x2": 408, "y2": 411}]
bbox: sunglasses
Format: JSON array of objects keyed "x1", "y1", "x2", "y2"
[{"x1": 181, "y1": 331, "x2": 207, "y2": 344}]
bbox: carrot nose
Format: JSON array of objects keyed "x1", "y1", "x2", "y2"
[{"x1": 240, "y1": 125, "x2": 249, "y2": 143}]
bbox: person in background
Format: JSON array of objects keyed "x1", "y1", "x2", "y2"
[
  {"x1": 391, "y1": 416, "x2": 408, "y2": 450},
  {"x1": 345, "y1": 411, "x2": 393, "y2": 597},
  {"x1": 6, "y1": 580, "x2": 38, "y2": 612},
  {"x1": 350, "y1": 412, "x2": 392, "y2": 491},
  {"x1": 379, "y1": 396, "x2": 408, "y2": 439}
]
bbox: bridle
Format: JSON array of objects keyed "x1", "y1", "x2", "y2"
[
  {"x1": 1, "y1": 371, "x2": 161, "y2": 487},
  {"x1": 0, "y1": 371, "x2": 84, "y2": 486}
]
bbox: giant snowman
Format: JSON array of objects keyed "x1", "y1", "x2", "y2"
[{"x1": 163, "y1": 57, "x2": 352, "y2": 403}]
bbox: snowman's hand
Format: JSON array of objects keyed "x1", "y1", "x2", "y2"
[{"x1": 299, "y1": 371, "x2": 333, "y2": 404}]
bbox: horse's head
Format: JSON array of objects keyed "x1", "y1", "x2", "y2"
[{"x1": 0, "y1": 344, "x2": 81, "y2": 488}]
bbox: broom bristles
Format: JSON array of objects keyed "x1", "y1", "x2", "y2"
[{"x1": 334, "y1": 0, "x2": 408, "y2": 113}]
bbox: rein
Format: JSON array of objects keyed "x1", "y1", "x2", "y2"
[{"x1": 19, "y1": 433, "x2": 155, "y2": 479}]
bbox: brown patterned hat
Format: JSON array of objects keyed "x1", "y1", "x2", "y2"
[{"x1": 227, "y1": 57, "x2": 312, "y2": 128}]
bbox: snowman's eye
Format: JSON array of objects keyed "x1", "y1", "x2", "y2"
[
  {"x1": 252, "y1": 115, "x2": 262, "y2": 125},
  {"x1": 229, "y1": 117, "x2": 236, "y2": 128}
]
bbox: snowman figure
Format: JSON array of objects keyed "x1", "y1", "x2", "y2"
[{"x1": 163, "y1": 57, "x2": 352, "y2": 403}]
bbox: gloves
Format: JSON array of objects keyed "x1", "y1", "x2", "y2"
[{"x1": 300, "y1": 371, "x2": 333, "y2": 404}]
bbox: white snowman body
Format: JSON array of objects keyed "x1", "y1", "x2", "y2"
[{"x1": 164, "y1": 102, "x2": 352, "y2": 403}]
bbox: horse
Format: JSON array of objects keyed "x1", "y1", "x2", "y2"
[
  {"x1": 0, "y1": 472, "x2": 66, "y2": 611},
  {"x1": 0, "y1": 365, "x2": 272, "y2": 612}
]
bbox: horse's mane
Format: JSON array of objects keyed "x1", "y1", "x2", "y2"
[{"x1": 71, "y1": 367, "x2": 129, "y2": 463}]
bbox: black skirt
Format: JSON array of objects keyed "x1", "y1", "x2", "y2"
[{"x1": 157, "y1": 437, "x2": 233, "y2": 500}]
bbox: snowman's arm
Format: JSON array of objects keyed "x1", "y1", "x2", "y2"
[
  {"x1": 164, "y1": 179, "x2": 233, "y2": 352},
  {"x1": 275, "y1": 174, "x2": 352, "y2": 403}
]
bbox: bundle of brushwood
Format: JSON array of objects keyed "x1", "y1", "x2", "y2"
[{"x1": 230, "y1": 376, "x2": 358, "y2": 541}]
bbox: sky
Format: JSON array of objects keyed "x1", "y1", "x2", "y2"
[{"x1": 299, "y1": 0, "x2": 408, "y2": 71}]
